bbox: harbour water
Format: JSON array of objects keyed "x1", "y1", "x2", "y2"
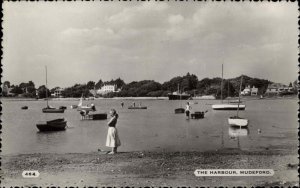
[{"x1": 1, "y1": 98, "x2": 298, "y2": 155}]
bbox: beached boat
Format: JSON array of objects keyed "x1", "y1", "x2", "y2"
[
  {"x1": 21, "y1": 106, "x2": 28, "y2": 110},
  {"x1": 212, "y1": 64, "x2": 246, "y2": 111},
  {"x1": 228, "y1": 76, "x2": 248, "y2": 127},
  {"x1": 36, "y1": 118, "x2": 67, "y2": 131},
  {"x1": 42, "y1": 66, "x2": 65, "y2": 113}
]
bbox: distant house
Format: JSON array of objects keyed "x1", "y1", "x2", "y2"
[
  {"x1": 241, "y1": 85, "x2": 258, "y2": 96},
  {"x1": 265, "y1": 83, "x2": 293, "y2": 95},
  {"x1": 96, "y1": 84, "x2": 120, "y2": 94},
  {"x1": 51, "y1": 87, "x2": 64, "y2": 98}
]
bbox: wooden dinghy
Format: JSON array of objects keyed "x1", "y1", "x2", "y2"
[
  {"x1": 174, "y1": 108, "x2": 185, "y2": 114},
  {"x1": 191, "y1": 110, "x2": 208, "y2": 119},
  {"x1": 80, "y1": 113, "x2": 107, "y2": 120},
  {"x1": 128, "y1": 106, "x2": 147, "y2": 109},
  {"x1": 36, "y1": 118, "x2": 67, "y2": 132}
]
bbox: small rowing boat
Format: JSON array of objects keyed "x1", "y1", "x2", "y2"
[{"x1": 36, "y1": 118, "x2": 67, "y2": 132}]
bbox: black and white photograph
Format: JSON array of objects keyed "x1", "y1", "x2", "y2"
[{"x1": 1, "y1": 1, "x2": 299, "y2": 187}]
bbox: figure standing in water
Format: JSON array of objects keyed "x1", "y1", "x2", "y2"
[
  {"x1": 106, "y1": 109, "x2": 121, "y2": 154},
  {"x1": 121, "y1": 102, "x2": 124, "y2": 108},
  {"x1": 185, "y1": 102, "x2": 192, "y2": 120}
]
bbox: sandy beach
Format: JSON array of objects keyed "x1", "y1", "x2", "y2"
[{"x1": 1, "y1": 148, "x2": 298, "y2": 187}]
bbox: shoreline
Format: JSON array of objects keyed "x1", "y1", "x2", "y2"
[
  {"x1": 2, "y1": 150, "x2": 298, "y2": 187},
  {"x1": 1, "y1": 95, "x2": 297, "y2": 102}
]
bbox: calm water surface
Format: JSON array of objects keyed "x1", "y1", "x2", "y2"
[{"x1": 1, "y1": 98, "x2": 298, "y2": 155}]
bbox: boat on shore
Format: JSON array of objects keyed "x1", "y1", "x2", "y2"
[
  {"x1": 174, "y1": 108, "x2": 185, "y2": 113},
  {"x1": 36, "y1": 118, "x2": 67, "y2": 132},
  {"x1": 168, "y1": 92, "x2": 191, "y2": 100}
]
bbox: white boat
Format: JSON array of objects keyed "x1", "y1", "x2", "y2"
[
  {"x1": 212, "y1": 104, "x2": 246, "y2": 110},
  {"x1": 77, "y1": 96, "x2": 96, "y2": 112},
  {"x1": 228, "y1": 76, "x2": 248, "y2": 127},
  {"x1": 228, "y1": 116, "x2": 248, "y2": 127},
  {"x1": 212, "y1": 64, "x2": 246, "y2": 110}
]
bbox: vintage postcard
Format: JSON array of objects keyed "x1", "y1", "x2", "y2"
[{"x1": 1, "y1": 1, "x2": 298, "y2": 187}]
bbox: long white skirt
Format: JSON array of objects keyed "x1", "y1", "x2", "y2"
[{"x1": 106, "y1": 127, "x2": 121, "y2": 147}]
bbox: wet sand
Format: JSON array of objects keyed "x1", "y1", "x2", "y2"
[{"x1": 1, "y1": 149, "x2": 298, "y2": 187}]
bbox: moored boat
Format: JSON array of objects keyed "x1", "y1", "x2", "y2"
[
  {"x1": 42, "y1": 106, "x2": 65, "y2": 113},
  {"x1": 191, "y1": 111, "x2": 208, "y2": 119},
  {"x1": 128, "y1": 106, "x2": 147, "y2": 109},
  {"x1": 228, "y1": 116, "x2": 248, "y2": 127},
  {"x1": 228, "y1": 76, "x2": 248, "y2": 127},
  {"x1": 36, "y1": 118, "x2": 67, "y2": 131},
  {"x1": 80, "y1": 113, "x2": 107, "y2": 120},
  {"x1": 174, "y1": 108, "x2": 185, "y2": 114},
  {"x1": 77, "y1": 96, "x2": 96, "y2": 112},
  {"x1": 212, "y1": 104, "x2": 246, "y2": 110},
  {"x1": 21, "y1": 106, "x2": 28, "y2": 110},
  {"x1": 42, "y1": 66, "x2": 65, "y2": 113},
  {"x1": 168, "y1": 92, "x2": 191, "y2": 100}
]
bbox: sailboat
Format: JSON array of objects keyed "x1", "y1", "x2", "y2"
[
  {"x1": 174, "y1": 84, "x2": 185, "y2": 113},
  {"x1": 42, "y1": 66, "x2": 65, "y2": 113},
  {"x1": 77, "y1": 94, "x2": 96, "y2": 112},
  {"x1": 228, "y1": 76, "x2": 248, "y2": 127},
  {"x1": 212, "y1": 64, "x2": 246, "y2": 110}
]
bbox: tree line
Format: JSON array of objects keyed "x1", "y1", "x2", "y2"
[{"x1": 2, "y1": 73, "x2": 295, "y2": 99}]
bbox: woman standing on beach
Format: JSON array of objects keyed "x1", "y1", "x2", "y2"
[{"x1": 106, "y1": 109, "x2": 121, "y2": 154}]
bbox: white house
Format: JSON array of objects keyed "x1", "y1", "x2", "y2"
[
  {"x1": 241, "y1": 85, "x2": 258, "y2": 96},
  {"x1": 96, "y1": 84, "x2": 119, "y2": 94},
  {"x1": 51, "y1": 87, "x2": 64, "y2": 98}
]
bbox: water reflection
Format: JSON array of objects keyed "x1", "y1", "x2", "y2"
[{"x1": 228, "y1": 126, "x2": 249, "y2": 138}]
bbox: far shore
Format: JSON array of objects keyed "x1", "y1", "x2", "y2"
[{"x1": 1, "y1": 94, "x2": 297, "y2": 102}]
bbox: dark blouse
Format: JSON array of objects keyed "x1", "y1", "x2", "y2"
[{"x1": 108, "y1": 116, "x2": 117, "y2": 127}]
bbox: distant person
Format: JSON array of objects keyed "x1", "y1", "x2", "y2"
[
  {"x1": 185, "y1": 102, "x2": 192, "y2": 120},
  {"x1": 121, "y1": 102, "x2": 124, "y2": 108},
  {"x1": 133, "y1": 102, "x2": 135, "y2": 107},
  {"x1": 106, "y1": 109, "x2": 121, "y2": 154},
  {"x1": 91, "y1": 103, "x2": 96, "y2": 111}
]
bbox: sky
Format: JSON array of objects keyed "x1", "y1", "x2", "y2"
[{"x1": 3, "y1": 2, "x2": 298, "y2": 88}]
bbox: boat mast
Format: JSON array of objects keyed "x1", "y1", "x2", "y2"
[
  {"x1": 237, "y1": 76, "x2": 243, "y2": 117},
  {"x1": 45, "y1": 66, "x2": 48, "y2": 107},
  {"x1": 221, "y1": 64, "x2": 223, "y2": 103}
]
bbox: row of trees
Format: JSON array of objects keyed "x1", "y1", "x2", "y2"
[{"x1": 2, "y1": 73, "x2": 295, "y2": 99}]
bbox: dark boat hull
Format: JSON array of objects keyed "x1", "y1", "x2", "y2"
[
  {"x1": 36, "y1": 118, "x2": 67, "y2": 131},
  {"x1": 191, "y1": 111, "x2": 205, "y2": 119},
  {"x1": 21, "y1": 106, "x2": 28, "y2": 110},
  {"x1": 174, "y1": 108, "x2": 185, "y2": 114},
  {"x1": 42, "y1": 108, "x2": 65, "y2": 113},
  {"x1": 168, "y1": 94, "x2": 191, "y2": 100},
  {"x1": 81, "y1": 113, "x2": 107, "y2": 120},
  {"x1": 128, "y1": 106, "x2": 147, "y2": 109}
]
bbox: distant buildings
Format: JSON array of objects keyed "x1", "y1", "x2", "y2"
[
  {"x1": 51, "y1": 87, "x2": 64, "y2": 98},
  {"x1": 265, "y1": 83, "x2": 294, "y2": 95},
  {"x1": 96, "y1": 84, "x2": 120, "y2": 95},
  {"x1": 241, "y1": 85, "x2": 258, "y2": 96}
]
